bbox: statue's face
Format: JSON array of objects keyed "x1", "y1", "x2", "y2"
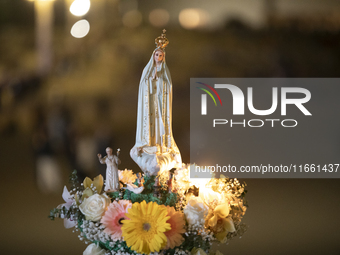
[
  {"x1": 154, "y1": 50, "x2": 164, "y2": 64},
  {"x1": 106, "y1": 149, "x2": 113, "y2": 156}
]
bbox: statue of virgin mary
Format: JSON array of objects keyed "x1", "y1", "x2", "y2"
[{"x1": 130, "y1": 30, "x2": 182, "y2": 175}]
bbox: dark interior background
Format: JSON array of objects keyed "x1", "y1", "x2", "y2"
[{"x1": 0, "y1": 0, "x2": 340, "y2": 254}]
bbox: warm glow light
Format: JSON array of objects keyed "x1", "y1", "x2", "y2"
[
  {"x1": 149, "y1": 9, "x2": 170, "y2": 27},
  {"x1": 199, "y1": 186, "x2": 224, "y2": 204},
  {"x1": 179, "y1": 8, "x2": 209, "y2": 29},
  {"x1": 70, "y1": 0, "x2": 91, "y2": 17},
  {"x1": 122, "y1": 10, "x2": 142, "y2": 28},
  {"x1": 71, "y1": 19, "x2": 90, "y2": 38}
]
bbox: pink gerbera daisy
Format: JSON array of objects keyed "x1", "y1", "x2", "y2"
[
  {"x1": 164, "y1": 206, "x2": 186, "y2": 249},
  {"x1": 100, "y1": 200, "x2": 132, "y2": 241}
]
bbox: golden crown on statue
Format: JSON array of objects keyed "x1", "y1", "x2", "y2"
[{"x1": 155, "y1": 29, "x2": 169, "y2": 50}]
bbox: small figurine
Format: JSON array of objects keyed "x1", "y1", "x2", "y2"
[
  {"x1": 125, "y1": 183, "x2": 144, "y2": 194},
  {"x1": 168, "y1": 173, "x2": 173, "y2": 193},
  {"x1": 136, "y1": 173, "x2": 143, "y2": 186},
  {"x1": 98, "y1": 147, "x2": 120, "y2": 192},
  {"x1": 124, "y1": 172, "x2": 144, "y2": 194},
  {"x1": 153, "y1": 176, "x2": 160, "y2": 198}
]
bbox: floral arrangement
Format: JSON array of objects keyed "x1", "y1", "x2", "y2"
[{"x1": 49, "y1": 164, "x2": 248, "y2": 255}]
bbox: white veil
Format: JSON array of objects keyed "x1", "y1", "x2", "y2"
[{"x1": 133, "y1": 49, "x2": 179, "y2": 155}]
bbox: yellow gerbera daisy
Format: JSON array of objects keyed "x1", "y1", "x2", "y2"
[{"x1": 121, "y1": 201, "x2": 171, "y2": 254}]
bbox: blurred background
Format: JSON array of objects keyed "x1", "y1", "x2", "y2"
[{"x1": 1, "y1": 0, "x2": 340, "y2": 254}]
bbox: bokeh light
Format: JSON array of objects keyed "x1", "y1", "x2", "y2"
[
  {"x1": 70, "y1": 0, "x2": 91, "y2": 17},
  {"x1": 70, "y1": 19, "x2": 90, "y2": 38},
  {"x1": 149, "y1": 9, "x2": 170, "y2": 27},
  {"x1": 179, "y1": 8, "x2": 209, "y2": 29},
  {"x1": 122, "y1": 10, "x2": 143, "y2": 28}
]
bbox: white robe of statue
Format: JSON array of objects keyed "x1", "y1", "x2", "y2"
[
  {"x1": 99, "y1": 155, "x2": 120, "y2": 192},
  {"x1": 131, "y1": 49, "x2": 182, "y2": 175}
]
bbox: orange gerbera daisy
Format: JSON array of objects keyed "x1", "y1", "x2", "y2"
[{"x1": 164, "y1": 206, "x2": 186, "y2": 249}]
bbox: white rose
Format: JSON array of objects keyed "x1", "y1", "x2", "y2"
[
  {"x1": 183, "y1": 196, "x2": 208, "y2": 226},
  {"x1": 79, "y1": 193, "x2": 110, "y2": 221},
  {"x1": 83, "y1": 243, "x2": 106, "y2": 255}
]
